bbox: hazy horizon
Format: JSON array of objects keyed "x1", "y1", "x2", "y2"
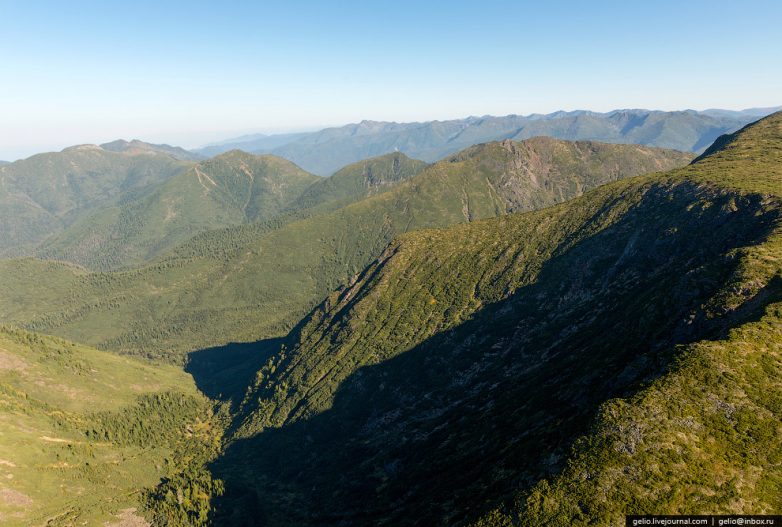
[
  {"x1": 2, "y1": 104, "x2": 781, "y2": 162},
  {"x1": 2, "y1": 0, "x2": 781, "y2": 160}
]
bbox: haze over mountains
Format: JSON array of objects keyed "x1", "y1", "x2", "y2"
[
  {"x1": 1, "y1": 110, "x2": 781, "y2": 526},
  {"x1": 195, "y1": 107, "x2": 780, "y2": 175},
  {"x1": 0, "y1": 145, "x2": 191, "y2": 257},
  {"x1": 100, "y1": 139, "x2": 204, "y2": 162},
  {"x1": 5, "y1": 0, "x2": 782, "y2": 522},
  {"x1": 2, "y1": 107, "x2": 726, "y2": 270},
  {"x1": 0, "y1": 107, "x2": 770, "y2": 268}
]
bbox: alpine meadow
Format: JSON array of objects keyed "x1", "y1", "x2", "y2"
[{"x1": 1, "y1": 1, "x2": 781, "y2": 526}]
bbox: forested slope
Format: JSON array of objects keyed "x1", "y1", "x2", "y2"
[
  {"x1": 0, "y1": 146, "x2": 191, "y2": 257},
  {"x1": 0, "y1": 140, "x2": 690, "y2": 361},
  {"x1": 206, "y1": 113, "x2": 782, "y2": 526},
  {"x1": 36, "y1": 152, "x2": 320, "y2": 270}
]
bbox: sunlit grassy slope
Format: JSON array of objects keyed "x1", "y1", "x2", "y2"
[
  {"x1": 0, "y1": 140, "x2": 691, "y2": 361},
  {"x1": 0, "y1": 327, "x2": 217, "y2": 526}
]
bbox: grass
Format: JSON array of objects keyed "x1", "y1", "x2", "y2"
[
  {"x1": 0, "y1": 115, "x2": 778, "y2": 525},
  {"x1": 469, "y1": 113, "x2": 782, "y2": 525},
  {"x1": 0, "y1": 327, "x2": 218, "y2": 526}
]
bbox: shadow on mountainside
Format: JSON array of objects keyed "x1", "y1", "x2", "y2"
[
  {"x1": 202, "y1": 184, "x2": 782, "y2": 526},
  {"x1": 186, "y1": 338, "x2": 284, "y2": 412}
]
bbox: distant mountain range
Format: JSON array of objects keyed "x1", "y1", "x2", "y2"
[
  {"x1": 100, "y1": 138, "x2": 204, "y2": 161},
  {"x1": 197, "y1": 132, "x2": 312, "y2": 158},
  {"x1": 194, "y1": 107, "x2": 781, "y2": 175}
]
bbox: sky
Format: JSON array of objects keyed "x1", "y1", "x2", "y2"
[{"x1": 1, "y1": 0, "x2": 781, "y2": 160}]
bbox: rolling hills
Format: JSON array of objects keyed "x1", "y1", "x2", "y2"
[
  {"x1": 0, "y1": 113, "x2": 779, "y2": 526},
  {"x1": 0, "y1": 139, "x2": 691, "y2": 361},
  {"x1": 0, "y1": 143, "x2": 193, "y2": 258},
  {"x1": 36, "y1": 151, "x2": 322, "y2": 270},
  {"x1": 0, "y1": 326, "x2": 217, "y2": 526},
  {"x1": 202, "y1": 112, "x2": 782, "y2": 525},
  {"x1": 197, "y1": 108, "x2": 777, "y2": 175}
]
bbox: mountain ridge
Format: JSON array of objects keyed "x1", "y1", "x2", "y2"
[
  {"x1": 0, "y1": 138, "x2": 691, "y2": 360},
  {"x1": 0, "y1": 114, "x2": 779, "y2": 525},
  {"x1": 195, "y1": 107, "x2": 779, "y2": 175},
  {"x1": 35, "y1": 151, "x2": 321, "y2": 270},
  {"x1": 0, "y1": 147, "x2": 192, "y2": 257},
  {"x1": 100, "y1": 138, "x2": 205, "y2": 161},
  {"x1": 206, "y1": 111, "x2": 782, "y2": 526}
]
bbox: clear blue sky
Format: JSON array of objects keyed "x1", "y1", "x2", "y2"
[{"x1": 1, "y1": 0, "x2": 780, "y2": 159}]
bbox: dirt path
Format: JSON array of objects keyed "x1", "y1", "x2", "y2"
[{"x1": 104, "y1": 508, "x2": 150, "y2": 527}]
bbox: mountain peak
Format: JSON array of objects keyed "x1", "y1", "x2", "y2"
[
  {"x1": 681, "y1": 111, "x2": 782, "y2": 198},
  {"x1": 694, "y1": 110, "x2": 782, "y2": 163},
  {"x1": 211, "y1": 149, "x2": 300, "y2": 167},
  {"x1": 62, "y1": 144, "x2": 104, "y2": 153},
  {"x1": 331, "y1": 151, "x2": 425, "y2": 188},
  {"x1": 212, "y1": 148, "x2": 256, "y2": 160},
  {"x1": 195, "y1": 109, "x2": 778, "y2": 175},
  {"x1": 99, "y1": 139, "x2": 202, "y2": 161}
]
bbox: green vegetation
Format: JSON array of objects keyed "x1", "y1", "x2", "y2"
[
  {"x1": 36, "y1": 151, "x2": 321, "y2": 270},
  {"x1": 0, "y1": 326, "x2": 220, "y2": 526},
  {"x1": 288, "y1": 151, "x2": 429, "y2": 212},
  {"x1": 0, "y1": 140, "x2": 690, "y2": 361},
  {"x1": 197, "y1": 112, "x2": 782, "y2": 525},
  {"x1": 5, "y1": 116, "x2": 775, "y2": 525},
  {"x1": 0, "y1": 145, "x2": 191, "y2": 258},
  {"x1": 468, "y1": 110, "x2": 782, "y2": 527},
  {"x1": 202, "y1": 109, "x2": 761, "y2": 175}
]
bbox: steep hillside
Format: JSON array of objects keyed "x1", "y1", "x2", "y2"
[
  {"x1": 0, "y1": 146, "x2": 191, "y2": 257},
  {"x1": 475, "y1": 109, "x2": 782, "y2": 527},
  {"x1": 36, "y1": 151, "x2": 320, "y2": 270},
  {"x1": 288, "y1": 151, "x2": 429, "y2": 213},
  {"x1": 100, "y1": 139, "x2": 204, "y2": 161},
  {"x1": 0, "y1": 327, "x2": 218, "y2": 526},
  {"x1": 199, "y1": 108, "x2": 770, "y2": 175},
  {"x1": 207, "y1": 113, "x2": 782, "y2": 525},
  {"x1": 0, "y1": 140, "x2": 690, "y2": 360}
]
